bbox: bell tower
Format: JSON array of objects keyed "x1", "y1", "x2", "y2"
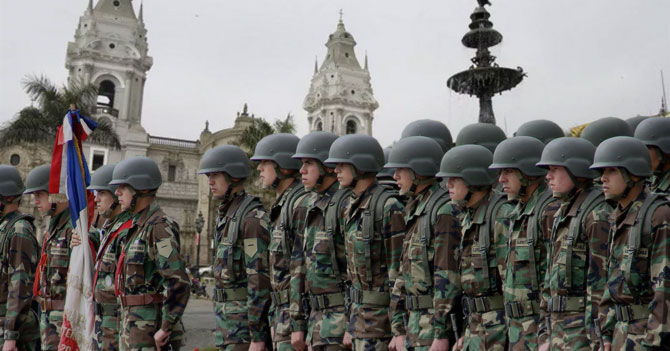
[
  {"x1": 66, "y1": 0, "x2": 153, "y2": 156},
  {"x1": 303, "y1": 14, "x2": 378, "y2": 136}
]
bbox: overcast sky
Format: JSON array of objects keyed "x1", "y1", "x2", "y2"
[{"x1": 1, "y1": 0, "x2": 669, "y2": 148}]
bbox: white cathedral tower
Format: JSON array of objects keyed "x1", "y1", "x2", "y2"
[
  {"x1": 66, "y1": 0, "x2": 153, "y2": 159},
  {"x1": 303, "y1": 16, "x2": 379, "y2": 135}
]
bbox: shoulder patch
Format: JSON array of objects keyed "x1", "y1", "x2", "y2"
[
  {"x1": 243, "y1": 238, "x2": 258, "y2": 257},
  {"x1": 157, "y1": 238, "x2": 173, "y2": 259}
]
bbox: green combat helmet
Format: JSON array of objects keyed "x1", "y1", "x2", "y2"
[
  {"x1": 489, "y1": 136, "x2": 547, "y2": 199},
  {"x1": 401, "y1": 119, "x2": 453, "y2": 153},
  {"x1": 88, "y1": 164, "x2": 118, "y2": 215},
  {"x1": 23, "y1": 164, "x2": 51, "y2": 195},
  {"x1": 626, "y1": 116, "x2": 651, "y2": 133},
  {"x1": 634, "y1": 117, "x2": 670, "y2": 154},
  {"x1": 590, "y1": 136, "x2": 651, "y2": 200},
  {"x1": 515, "y1": 119, "x2": 564, "y2": 144},
  {"x1": 385, "y1": 136, "x2": 443, "y2": 195},
  {"x1": 455, "y1": 122, "x2": 507, "y2": 153},
  {"x1": 536, "y1": 137, "x2": 598, "y2": 195},
  {"x1": 251, "y1": 133, "x2": 301, "y2": 188},
  {"x1": 580, "y1": 117, "x2": 633, "y2": 147},
  {"x1": 292, "y1": 131, "x2": 339, "y2": 188},
  {"x1": 325, "y1": 134, "x2": 384, "y2": 187},
  {"x1": 110, "y1": 157, "x2": 162, "y2": 190},
  {"x1": 437, "y1": 144, "x2": 497, "y2": 186},
  {"x1": 199, "y1": 145, "x2": 251, "y2": 179},
  {"x1": 0, "y1": 165, "x2": 25, "y2": 212},
  {"x1": 377, "y1": 146, "x2": 395, "y2": 180}
]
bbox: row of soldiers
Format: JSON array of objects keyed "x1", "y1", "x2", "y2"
[{"x1": 0, "y1": 116, "x2": 668, "y2": 351}]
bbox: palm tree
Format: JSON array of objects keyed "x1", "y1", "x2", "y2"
[
  {"x1": 0, "y1": 75, "x2": 120, "y2": 148},
  {"x1": 239, "y1": 113, "x2": 296, "y2": 153}
]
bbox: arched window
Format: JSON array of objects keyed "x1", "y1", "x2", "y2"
[
  {"x1": 316, "y1": 120, "x2": 323, "y2": 131},
  {"x1": 97, "y1": 80, "x2": 115, "y2": 108},
  {"x1": 346, "y1": 120, "x2": 357, "y2": 134}
]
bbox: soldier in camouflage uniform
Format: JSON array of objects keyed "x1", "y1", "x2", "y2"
[
  {"x1": 71, "y1": 164, "x2": 133, "y2": 350},
  {"x1": 535, "y1": 138, "x2": 613, "y2": 351},
  {"x1": 0, "y1": 165, "x2": 40, "y2": 351},
  {"x1": 489, "y1": 136, "x2": 560, "y2": 351},
  {"x1": 324, "y1": 134, "x2": 406, "y2": 351},
  {"x1": 23, "y1": 164, "x2": 73, "y2": 351},
  {"x1": 387, "y1": 136, "x2": 462, "y2": 351},
  {"x1": 436, "y1": 145, "x2": 511, "y2": 351},
  {"x1": 110, "y1": 157, "x2": 190, "y2": 351},
  {"x1": 634, "y1": 117, "x2": 670, "y2": 195},
  {"x1": 198, "y1": 145, "x2": 271, "y2": 351},
  {"x1": 590, "y1": 137, "x2": 670, "y2": 350},
  {"x1": 289, "y1": 132, "x2": 349, "y2": 351},
  {"x1": 251, "y1": 134, "x2": 307, "y2": 351}
]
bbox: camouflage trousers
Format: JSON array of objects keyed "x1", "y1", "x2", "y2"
[
  {"x1": 119, "y1": 305, "x2": 185, "y2": 351},
  {"x1": 312, "y1": 345, "x2": 348, "y2": 351},
  {"x1": 506, "y1": 314, "x2": 541, "y2": 351},
  {"x1": 94, "y1": 307, "x2": 120, "y2": 351},
  {"x1": 307, "y1": 306, "x2": 346, "y2": 347},
  {"x1": 39, "y1": 310, "x2": 63, "y2": 351},
  {"x1": 0, "y1": 338, "x2": 40, "y2": 351},
  {"x1": 0, "y1": 310, "x2": 40, "y2": 350},
  {"x1": 271, "y1": 302, "x2": 294, "y2": 351},
  {"x1": 353, "y1": 337, "x2": 392, "y2": 351},
  {"x1": 214, "y1": 300, "x2": 254, "y2": 348},
  {"x1": 546, "y1": 312, "x2": 589, "y2": 351},
  {"x1": 404, "y1": 309, "x2": 434, "y2": 349},
  {"x1": 611, "y1": 319, "x2": 653, "y2": 351},
  {"x1": 462, "y1": 309, "x2": 507, "y2": 351}
]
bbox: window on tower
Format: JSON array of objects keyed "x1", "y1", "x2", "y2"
[
  {"x1": 346, "y1": 120, "x2": 357, "y2": 134},
  {"x1": 316, "y1": 120, "x2": 323, "y2": 131},
  {"x1": 97, "y1": 80, "x2": 116, "y2": 109}
]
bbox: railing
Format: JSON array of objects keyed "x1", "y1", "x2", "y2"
[
  {"x1": 149, "y1": 135, "x2": 198, "y2": 149},
  {"x1": 95, "y1": 106, "x2": 119, "y2": 117}
]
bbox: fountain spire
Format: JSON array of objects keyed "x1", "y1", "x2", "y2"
[{"x1": 447, "y1": 0, "x2": 525, "y2": 124}]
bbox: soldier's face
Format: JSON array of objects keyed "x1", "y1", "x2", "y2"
[
  {"x1": 498, "y1": 168, "x2": 521, "y2": 196},
  {"x1": 207, "y1": 172, "x2": 229, "y2": 197},
  {"x1": 115, "y1": 184, "x2": 134, "y2": 210},
  {"x1": 600, "y1": 167, "x2": 626, "y2": 198},
  {"x1": 393, "y1": 168, "x2": 412, "y2": 193},
  {"x1": 300, "y1": 159, "x2": 320, "y2": 188},
  {"x1": 334, "y1": 163, "x2": 354, "y2": 187},
  {"x1": 257, "y1": 160, "x2": 277, "y2": 188},
  {"x1": 95, "y1": 190, "x2": 116, "y2": 214},
  {"x1": 447, "y1": 177, "x2": 469, "y2": 201},
  {"x1": 32, "y1": 191, "x2": 52, "y2": 214},
  {"x1": 546, "y1": 166, "x2": 575, "y2": 194}
]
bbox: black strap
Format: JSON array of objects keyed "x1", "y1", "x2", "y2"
[
  {"x1": 526, "y1": 189, "x2": 554, "y2": 291},
  {"x1": 475, "y1": 192, "x2": 507, "y2": 294},
  {"x1": 325, "y1": 188, "x2": 352, "y2": 276},
  {"x1": 361, "y1": 186, "x2": 398, "y2": 286},
  {"x1": 225, "y1": 195, "x2": 264, "y2": 272},
  {"x1": 278, "y1": 185, "x2": 306, "y2": 259},
  {"x1": 418, "y1": 187, "x2": 450, "y2": 283}
]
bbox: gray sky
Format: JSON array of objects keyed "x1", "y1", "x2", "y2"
[{"x1": 1, "y1": 0, "x2": 669, "y2": 148}]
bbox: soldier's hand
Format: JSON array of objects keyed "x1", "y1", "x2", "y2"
[
  {"x1": 154, "y1": 328, "x2": 171, "y2": 349},
  {"x1": 429, "y1": 338, "x2": 449, "y2": 351},
  {"x1": 603, "y1": 342, "x2": 611, "y2": 351},
  {"x1": 343, "y1": 331, "x2": 352, "y2": 348},
  {"x1": 70, "y1": 231, "x2": 82, "y2": 248},
  {"x1": 539, "y1": 342, "x2": 549, "y2": 351},
  {"x1": 389, "y1": 335, "x2": 406, "y2": 351},
  {"x1": 249, "y1": 341, "x2": 265, "y2": 351},
  {"x1": 291, "y1": 331, "x2": 307, "y2": 351},
  {"x1": 451, "y1": 336, "x2": 464, "y2": 351},
  {"x1": 2, "y1": 339, "x2": 17, "y2": 351}
]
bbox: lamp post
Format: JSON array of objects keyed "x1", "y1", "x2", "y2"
[{"x1": 194, "y1": 210, "x2": 204, "y2": 278}]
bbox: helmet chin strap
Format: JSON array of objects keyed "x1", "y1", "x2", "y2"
[
  {"x1": 129, "y1": 188, "x2": 157, "y2": 212},
  {"x1": 513, "y1": 170, "x2": 542, "y2": 201},
  {"x1": 553, "y1": 171, "x2": 590, "y2": 202},
  {"x1": 306, "y1": 162, "x2": 334, "y2": 192},
  {"x1": 269, "y1": 163, "x2": 295, "y2": 189},
  {"x1": 606, "y1": 168, "x2": 644, "y2": 201},
  {"x1": 401, "y1": 170, "x2": 435, "y2": 197},
  {"x1": 217, "y1": 173, "x2": 245, "y2": 202}
]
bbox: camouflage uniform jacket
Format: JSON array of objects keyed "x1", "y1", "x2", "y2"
[
  {"x1": 0, "y1": 211, "x2": 39, "y2": 342},
  {"x1": 94, "y1": 210, "x2": 133, "y2": 305},
  {"x1": 342, "y1": 183, "x2": 406, "y2": 339},
  {"x1": 458, "y1": 192, "x2": 511, "y2": 308},
  {"x1": 598, "y1": 191, "x2": 670, "y2": 349},
  {"x1": 539, "y1": 187, "x2": 612, "y2": 343},
  {"x1": 213, "y1": 190, "x2": 271, "y2": 343},
  {"x1": 390, "y1": 182, "x2": 463, "y2": 347},
  {"x1": 288, "y1": 192, "x2": 316, "y2": 332},
  {"x1": 36, "y1": 208, "x2": 73, "y2": 300},
  {"x1": 268, "y1": 179, "x2": 308, "y2": 338},
  {"x1": 503, "y1": 183, "x2": 559, "y2": 343},
  {"x1": 117, "y1": 201, "x2": 190, "y2": 335},
  {"x1": 290, "y1": 181, "x2": 349, "y2": 347}
]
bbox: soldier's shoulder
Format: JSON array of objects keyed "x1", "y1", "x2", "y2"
[
  {"x1": 589, "y1": 200, "x2": 614, "y2": 221},
  {"x1": 650, "y1": 202, "x2": 670, "y2": 229},
  {"x1": 436, "y1": 200, "x2": 460, "y2": 217},
  {"x1": 383, "y1": 194, "x2": 405, "y2": 213},
  {"x1": 150, "y1": 212, "x2": 180, "y2": 236}
]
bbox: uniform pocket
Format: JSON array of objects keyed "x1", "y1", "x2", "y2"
[
  {"x1": 319, "y1": 310, "x2": 346, "y2": 338},
  {"x1": 312, "y1": 231, "x2": 334, "y2": 276}
]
